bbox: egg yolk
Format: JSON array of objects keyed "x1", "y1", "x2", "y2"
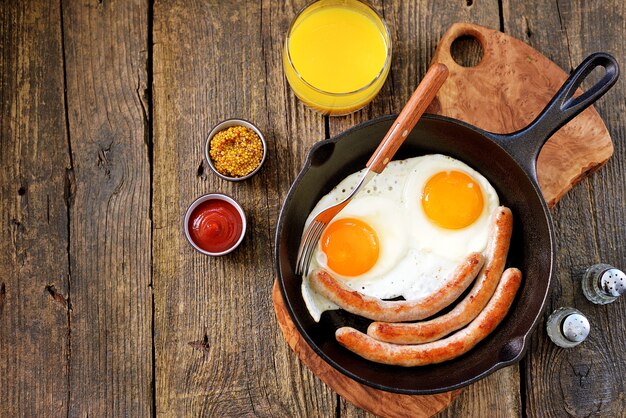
[
  {"x1": 320, "y1": 218, "x2": 379, "y2": 277},
  {"x1": 421, "y1": 170, "x2": 484, "y2": 229}
]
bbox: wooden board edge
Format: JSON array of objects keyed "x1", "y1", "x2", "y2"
[{"x1": 272, "y1": 280, "x2": 462, "y2": 418}]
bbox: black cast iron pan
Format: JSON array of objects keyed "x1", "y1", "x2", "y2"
[{"x1": 275, "y1": 53, "x2": 619, "y2": 395}]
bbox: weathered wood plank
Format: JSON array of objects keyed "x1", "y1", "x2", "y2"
[
  {"x1": 502, "y1": 0, "x2": 626, "y2": 416},
  {"x1": 3, "y1": 1, "x2": 623, "y2": 416},
  {"x1": 0, "y1": 0, "x2": 70, "y2": 416},
  {"x1": 0, "y1": 1, "x2": 69, "y2": 416},
  {"x1": 61, "y1": 0, "x2": 153, "y2": 415},
  {"x1": 340, "y1": 368, "x2": 520, "y2": 418},
  {"x1": 153, "y1": 0, "x2": 335, "y2": 415},
  {"x1": 261, "y1": 1, "x2": 340, "y2": 414},
  {"x1": 325, "y1": 1, "x2": 521, "y2": 417}
]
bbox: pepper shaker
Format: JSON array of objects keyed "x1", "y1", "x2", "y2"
[
  {"x1": 546, "y1": 307, "x2": 590, "y2": 348},
  {"x1": 581, "y1": 263, "x2": 625, "y2": 304}
]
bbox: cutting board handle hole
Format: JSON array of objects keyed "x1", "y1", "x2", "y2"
[{"x1": 450, "y1": 35, "x2": 483, "y2": 68}]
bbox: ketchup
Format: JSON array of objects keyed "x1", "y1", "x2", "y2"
[{"x1": 188, "y1": 199, "x2": 243, "y2": 253}]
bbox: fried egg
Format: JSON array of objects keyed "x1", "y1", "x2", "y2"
[
  {"x1": 405, "y1": 154, "x2": 499, "y2": 259},
  {"x1": 301, "y1": 154, "x2": 499, "y2": 322}
]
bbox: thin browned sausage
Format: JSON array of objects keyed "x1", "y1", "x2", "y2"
[
  {"x1": 335, "y1": 268, "x2": 522, "y2": 367},
  {"x1": 309, "y1": 252, "x2": 484, "y2": 322},
  {"x1": 368, "y1": 206, "x2": 513, "y2": 344}
]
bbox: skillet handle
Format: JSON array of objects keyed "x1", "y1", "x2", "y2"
[{"x1": 489, "y1": 52, "x2": 619, "y2": 180}]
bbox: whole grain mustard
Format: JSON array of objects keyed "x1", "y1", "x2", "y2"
[{"x1": 209, "y1": 126, "x2": 264, "y2": 177}]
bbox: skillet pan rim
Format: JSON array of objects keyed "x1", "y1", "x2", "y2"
[{"x1": 274, "y1": 113, "x2": 555, "y2": 395}]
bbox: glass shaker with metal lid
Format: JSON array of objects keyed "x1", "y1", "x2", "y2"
[
  {"x1": 546, "y1": 307, "x2": 590, "y2": 348},
  {"x1": 581, "y1": 263, "x2": 625, "y2": 304}
]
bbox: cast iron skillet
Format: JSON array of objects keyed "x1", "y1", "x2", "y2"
[{"x1": 275, "y1": 53, "x2": 619, "y2": 395}]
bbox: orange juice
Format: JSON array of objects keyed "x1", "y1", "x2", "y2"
[{"x1": 284, "y1": 0, "x2": 391, "y2": 115}]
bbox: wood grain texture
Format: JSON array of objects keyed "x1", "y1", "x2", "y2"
[
  {"x1": 0, "y1": 1, "x2": 70, "y2": 415},
  {"x1": 61, "y1": 0, "x2": 153, "y2": 415},
  {"x1": 273, "y1": 282, "x2": 462, "y2": 418},
  {"x1": 502, "y1": 1, "x2": 626, "y2": 417},
  {"x1": 2, "y1": 0, "x2": 625, "y2": 416},
  {"x1": 366, "y1": 63, "x2": 448, "y2": 173},
  {"x1": 324, "y1": 1, "x2": 523, "y2": 417},
  {"x1": 430, "y1": 22, "x2": 613, "y2": 207},
  {"x1": 153, "y1": 0, "x2": 335, "y2": 416}
]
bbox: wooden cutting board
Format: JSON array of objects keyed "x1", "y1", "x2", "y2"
[
  {"x1": 429, "y1": 23, "x2": 613, "y2": 207},
  {"x1": 273, "y1": 23, "x2": 613, "y2": 417}
]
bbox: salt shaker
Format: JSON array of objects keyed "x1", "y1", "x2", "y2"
[
  {"x1": 581, "y1": 263, "x2": 625, "y2": 304},
  {"x1": 546, "y1": 307, "x2": 590, "y2": 348}
]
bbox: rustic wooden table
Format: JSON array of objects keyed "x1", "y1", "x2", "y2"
[{"x1": 1, "y1": 1, "x2": 624, "y2": 417}]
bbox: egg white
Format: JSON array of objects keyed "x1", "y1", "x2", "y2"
[
  {"x1": 301, "y1": 155, "x2": 500, "y2": 322},
  {"x1": 314, "y1": 196, "x2": 409, "y2": 282},
  {"x1": 403, "y1": 154, "x2": 499, "y2": 260}
]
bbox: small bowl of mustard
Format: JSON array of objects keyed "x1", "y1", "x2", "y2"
[{"x1": 205, "y1": 118, "x2": 267, "y2": 181}]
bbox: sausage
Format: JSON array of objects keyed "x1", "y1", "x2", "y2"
[
  {"x1": 309, "y1": 252, "x2": 484, "y2": 322},
  {"x1": 368, "y1": 206, "x2": 513, "y2": 344},
  {"x1": 335, "y1": 267, "x2": 522, "y2": 367}
]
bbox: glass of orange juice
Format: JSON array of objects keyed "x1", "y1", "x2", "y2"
[{"x1": 283, "y1": 0, "x2": 392, "y2": 116}]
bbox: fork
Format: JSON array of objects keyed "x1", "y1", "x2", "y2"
[{"x1": 295, "y1": 63, "x2": 449, "y2": 276}]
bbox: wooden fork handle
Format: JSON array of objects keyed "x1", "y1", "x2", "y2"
[{"x1": 366, "y1": 63, "x2": 449, "y2": 173}]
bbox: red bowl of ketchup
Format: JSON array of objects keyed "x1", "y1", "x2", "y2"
[{"x1": 184, "y1": 194, "x2": 246, "y2": 256}]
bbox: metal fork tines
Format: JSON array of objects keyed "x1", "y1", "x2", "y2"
[
  {"x1": 295, "y1": 169, "x2": 375, "y2": 276},
  {"x1": 294, "y1": 64, "x2": 450, "y2": 277},
  {"x1": 295, "y1": 220, "x2": 325, "y2": 276}
]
